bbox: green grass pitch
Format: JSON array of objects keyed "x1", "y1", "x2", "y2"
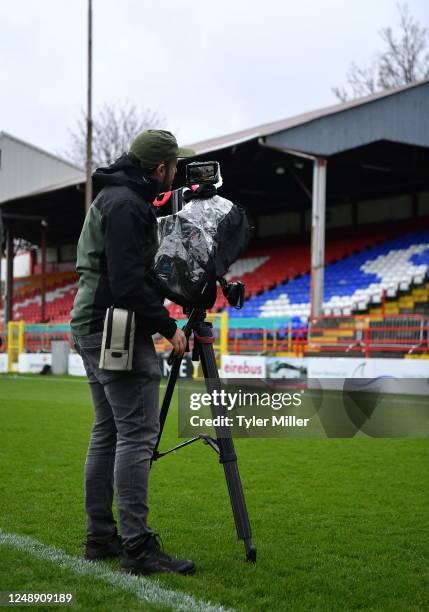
[{"x1": 0, "y1": 374, "x2": 427, "y2": 611}]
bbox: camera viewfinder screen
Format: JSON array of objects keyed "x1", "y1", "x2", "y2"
[{"x1": 187, "y1": 163, "x2": 216, "y2": 184}]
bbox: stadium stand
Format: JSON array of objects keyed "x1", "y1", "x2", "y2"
[
  {"x1": 235, "y1": 231, "x2": 429, "y2": 319},
  {"x1": 216, "y1": 219, "x2": 429, "y2": 313},
  {"x1": 0, "y1": 272, "x2": 78, "y2": 324},
  {"x1": 136, "y1": 230, "x2": 387, "y2": 319},
  {"x1": 1, "y1": 226, "x2": 428, "y2": 331}
]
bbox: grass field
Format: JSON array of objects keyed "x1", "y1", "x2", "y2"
[{"x1": 0, "y1": 374, "x2": 428, "y2": 611}]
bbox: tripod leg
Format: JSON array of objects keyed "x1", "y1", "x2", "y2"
[
  {"x1": 153, "y1": 310, "x2": 198, "y2": 462},
  {"x1": 152, "y1": 354, "x2": 183, "y2": 462},
  {"x1": 196, "y1": 323, "x2": 256, "y2": 562}
]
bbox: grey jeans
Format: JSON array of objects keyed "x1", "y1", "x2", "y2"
[{"x1": 73, "y1": 329, "x2": 161, "y2": 550}]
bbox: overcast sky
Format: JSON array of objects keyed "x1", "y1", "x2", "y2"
[{"x1": 1, "y1": 0, "x2": 428, "y2": 158}]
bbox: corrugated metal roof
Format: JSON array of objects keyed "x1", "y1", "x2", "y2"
[
  {"x1": 0, "y1": 132, "x2": 84, "y2": 204},
  {"x1": 2, "y1": 174, "x2": 85, "y2": 204},
  {"x1": 0, "y1": 132, "x2": 83, "y2": 171},
  {"x1": 188, "y1": 78, "x2": 429, "y2": 155}
]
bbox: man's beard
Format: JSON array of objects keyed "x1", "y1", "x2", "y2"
[
  {"x1": 152, "y1": 176, "x2": 170, "y2": 194},
  {"x1": 161, "y1": 178, "x2": 171, "y2": 191},
  {"x1": 161, "y1": 174, "x2": 173, "y2": 192}
]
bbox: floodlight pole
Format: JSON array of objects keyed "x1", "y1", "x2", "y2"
[
  {"x1": 85, "y1": 0, "x2": 93, "y2": 213},
  {"x1": 310, "y1": 157, "x2": 327, "y2": 320}
]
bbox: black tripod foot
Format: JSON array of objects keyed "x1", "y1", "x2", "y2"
[{"x1": 245, "y1": 542, "x2": 257, "y2": 563}]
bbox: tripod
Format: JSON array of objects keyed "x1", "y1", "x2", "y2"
[{"x1": 151, "y1": 307, "x2": 257, "y2": 563}]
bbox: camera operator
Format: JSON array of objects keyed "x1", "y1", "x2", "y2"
[{"x1": 70, "y1": 130, "x2": 195, "y2": 575}]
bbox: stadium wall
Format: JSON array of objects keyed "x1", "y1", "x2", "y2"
[{"x1": 1, "y1": 353, "x2": 427, "y2": 394}]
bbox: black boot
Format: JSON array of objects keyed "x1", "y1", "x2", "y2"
[{"x1": 121, "y1": 533, "x2": 195, "y2": 575}]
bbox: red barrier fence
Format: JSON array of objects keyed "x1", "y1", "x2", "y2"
[
  {"x1": 227, "y1": 328, "x2": 307, "y2": 355},
  {"x1": 1, "y1": 315, "x2": 428, "y2": 358},
  {"x1": 227, "y1": 315, "x2": 429, "y2": 357},
  {"x1": 307, "y1": 314, "x2": 429, "y2": 357}
]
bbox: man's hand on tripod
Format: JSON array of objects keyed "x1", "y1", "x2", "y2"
[{"x1": 168, "y1": 327, "x2": 187, "y2": 357}]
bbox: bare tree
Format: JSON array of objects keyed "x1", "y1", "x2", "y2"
[
  {"x1": 333, "y1": 2, "x2": 429, "y2": 102},
  {"x1": 65, "y1": 101, "x2": 166, "y2": 169}
]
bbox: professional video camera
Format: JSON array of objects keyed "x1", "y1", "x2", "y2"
[
  {"x1": 152, "y1": 161, "x2": 250, "y2": 310},
  {"x1": 152, "y1": 162, "x2": 257, "y2": 563}
]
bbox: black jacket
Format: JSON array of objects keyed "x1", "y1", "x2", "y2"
[{"x1": 70, "y1": 154, "x2": 177, "y2": 338}]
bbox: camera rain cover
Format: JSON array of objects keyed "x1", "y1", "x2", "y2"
[{"x1": 153, "y1": 194, "x2": 250, "y2": 308}]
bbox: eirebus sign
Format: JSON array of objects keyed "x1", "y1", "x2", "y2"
[{"x1": 221, "y1": 355, "x2": 266, "y2": 378}]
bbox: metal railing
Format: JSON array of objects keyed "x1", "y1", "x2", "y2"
[
  {"x1": 227, "y1": 327, "x2": 307, "y2": 355},
  {"x1": 307, "y1": 314, "x2": 429, "y2": 357},
  {"x1": 1, "y1": 314, "x2": 428, "y2": 359}
]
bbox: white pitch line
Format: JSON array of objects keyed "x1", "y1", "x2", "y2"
[
  {"x1": 0, "y1": 530, "x2": 233, "y2": 612},
  {"x1": 1, "y1": 374, "x2": 87, "y2": 383}
]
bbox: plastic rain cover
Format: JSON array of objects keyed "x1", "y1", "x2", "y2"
[{"x1": 153, "y1": 194, "x2": 247, "y2": 307}]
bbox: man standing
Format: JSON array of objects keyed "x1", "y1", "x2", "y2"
[{"x1": 71, "y1": 130, "x2": 195, "y2": 575}]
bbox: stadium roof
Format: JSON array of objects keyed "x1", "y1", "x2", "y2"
[
  {"x1": 2, "y1": 76, "x2": 428, "y2": 205},
  {"x1": 0, "y1": 131, "x2": 83, "y2": 170},
  {"x1": 0, "y1": 132, "x2": 84, "y2": 205},
  {"x1": 189, "y1": 78, "x2": 429, "y2": 156}
]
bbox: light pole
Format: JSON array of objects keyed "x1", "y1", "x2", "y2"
[{"x1": 85, "y1": 0, "x2": 93, "y2": 213}]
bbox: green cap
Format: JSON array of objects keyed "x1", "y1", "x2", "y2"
[{"x1": 129, "y1": 129, "x2": 195, "y2": 167}]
